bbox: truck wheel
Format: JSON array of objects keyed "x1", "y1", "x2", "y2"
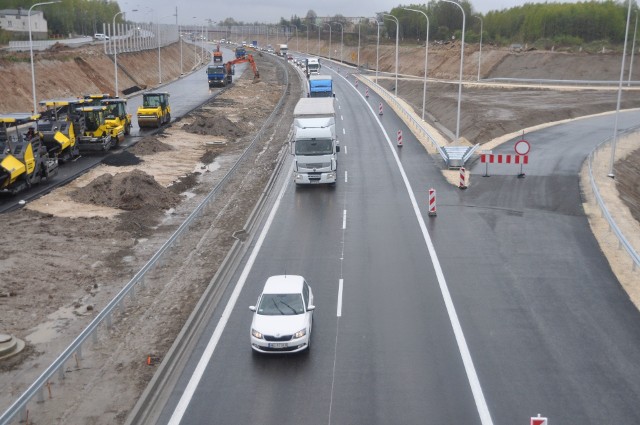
[
  {"x1": 166, "y1": 113, "x2": 171, "y2": 124},
  {"x1": 125, "y1": 123, "x2": 131, "y2": 135}
]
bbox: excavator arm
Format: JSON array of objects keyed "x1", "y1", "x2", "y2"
[{"x1": 224, "y1": 54, "x2": 260, "y2": 80}]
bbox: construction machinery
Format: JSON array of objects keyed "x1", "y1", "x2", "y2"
[
  {"x1": 37, "y1": 97, "x2": 85, "y2": 162},
  {"x1": 0, "y1": 113, "x2": 58, "y2": 194},
  {"x1": 223, "y1": 54, "x2": 260, "y2": 84},
  {"x1": 235, "y1": 46, "x2": 246, "y2": 59},
  {"x1": 101, "y1": 98, "x2": 132, "y2": 135},
  {"x1": 213, "y1": 51, "x2": 223, "y2": 63},
  {"x1": 76, "y1": 105, "x2": 124, "y2": 151},
  {"x1": 207, "y1": 64, "x2": 230, "y2": 87},
  {"x1": 137, "y1": 92, "x2": 171, "y2": 128},
  {"x1": 84, "y1": 94, "x2": 132, "y2": 136}
]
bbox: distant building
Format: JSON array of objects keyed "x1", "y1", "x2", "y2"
[{"x1": 0, "y1": 8, "x2": 49, "y2": 39}]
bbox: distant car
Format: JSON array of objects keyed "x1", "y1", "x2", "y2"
[
  {"x1": 287, "y1": 53, "x2": 294, "y2": 61},
  {"x1": 267, "y1": 47, "x2": 275, "y2": 54},
  {"x1": 249, "y1": 275, "x2": 314, "y2": 354},
  {"x1": 94, "y1": 33, "x2": 109, "y2": 41}
]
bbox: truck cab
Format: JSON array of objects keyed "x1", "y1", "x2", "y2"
[
  {"x1": 207, "y1": 64, "x2": 230, "y2": 87},
  {"x1": 308, "y1": 75, "x2": 334, "y2": 97}
]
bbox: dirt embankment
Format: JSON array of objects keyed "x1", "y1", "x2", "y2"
[{"x1": 0, "y1": 41, "x2": 207, "y2": 112}]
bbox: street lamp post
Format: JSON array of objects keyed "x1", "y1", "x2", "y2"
[
  {"x1": 441, "y1": 0, "x2": 465, "y2": 141},
  {"x1": 292, "y1": 26, "x2": 298, "y2": 52},
  {"x1": 374, "y1": 18, "x2": 382, "y2": 83},
  {"x1": 300, "y1": 24, "x2": 309, "y2": 54},
  {"x1": 324, "y1": 23, "x2": 332, "y2": 60},
  {"x1": 403, "y1": 8, "x2": 429, "y2": 120},
  {"x1": 608, "y1": 0, "x2": 633, "y2": 178},
  {"x1": 628, "y1": 11, "x2": 638, "y2": 86},
  {"x1": 383, "y1": 13, "x2": 399, "y2": 98},
  {"x1": 357, "y1": 19, "x2": 361, "y2": 69},
  {"x1": 331, "y1": 22, "x2": 344, "y2": 63},
  {"x1": 475, "y1": 16, "x2": 483, "y2": 82},
  {"x1": 29, "y1": 1, "x2": 61, "y2": 113},
  {"x1": 113, "y1": 10, "x2": 137, "y2": 97}
]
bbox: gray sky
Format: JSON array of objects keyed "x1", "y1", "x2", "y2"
[{"x1": 121, "y1": 1, "x2": 579, "y2": 24}]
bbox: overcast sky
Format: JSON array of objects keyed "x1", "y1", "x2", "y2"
[{"x1": 121, "y1": 0, "x2": 580, "y2": 24}]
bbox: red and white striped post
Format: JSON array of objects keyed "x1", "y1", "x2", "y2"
[
  {"x1": 397, "y1": 130, "x2": 403, "y2": 147},
  {"x1": 428, "y1": 188, "x2": 437, "y2": 216},
  {"x1": 355, "y1": 78, "x2": 359, "y2": 88},
  {"x1": 365, "y1": 87, "x2": 369, "y2": 98},
  {"x1": 459, "y1": 167, "x2": 467, "y2": 189},
  {"x1": 379, "y1": 103, "x2": 383, "y2": 115}
]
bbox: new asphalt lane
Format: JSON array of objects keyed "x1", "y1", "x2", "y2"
[{"x1": 151, "y1": 61, "x2": 640, "y2": 425}]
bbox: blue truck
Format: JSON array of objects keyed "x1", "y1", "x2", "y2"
[
  {"x1": 308, "y1": 75, "x2": 334, "y2": 97},
  {"x1": 207, "y1": 64, "x2": 229, "y2": 87},
  {"x1": 235, "y1": 46, "x2": 246, "y2": 59}
]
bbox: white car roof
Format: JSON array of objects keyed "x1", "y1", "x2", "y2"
[{"x1": 262, "y1": 275, "x2": 305, "y2": 294}]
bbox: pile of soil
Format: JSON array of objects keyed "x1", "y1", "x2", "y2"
[
  {"x1": 182, "y1": 114, "x2": 247, "y2": 139},
  {"x1": 128, "y1": 135, "x2": 174, "y2": 156},
  {"x1": 102, "y1": 150, "x2": 143, "y2": 167},
  {"x1": 71, "y1": 169, "x2": 182, "y2": 210}
]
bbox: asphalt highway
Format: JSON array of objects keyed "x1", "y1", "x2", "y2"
[{"x1": 149, "y1": 58, "x2": 640, "y2": 425}]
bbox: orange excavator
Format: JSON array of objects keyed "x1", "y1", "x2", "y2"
[{"x1": 223, "y1": 54, "x2": 260, "y2": 85}]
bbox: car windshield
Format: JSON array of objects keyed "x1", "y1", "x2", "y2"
[
  {"x1": 258, "y1": 293, "x2": 304, "y2": 315},
  {"x1": 295, "y1": 138, "x2": 333, "y2": 155}
]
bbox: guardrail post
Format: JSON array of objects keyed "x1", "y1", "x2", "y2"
[{"x1": 58, "y1": 366, "x2": 65, "y2": 381}]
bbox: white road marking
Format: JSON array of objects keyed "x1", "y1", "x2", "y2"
[
  {"x1": 337, "y1": 279, "x2": 344, "y2": 317},
  {"x1": 344, "y1": 170, "x2": 348, "y2": 183},
  {"x1": 167, "y1": 161, "x2": 294, "y2": 425},
  {"x1": 337, "y1": 73, "x2": 495, "y2": 425},
  {"x1": 343, "y1": 128, "x2": 346, "y2": 135},
  {"x1": 344, "y1": 145, "x2": 348, "y2": 155},
  {"x1": 342, "y1": 209, "x2": 347, "y2": 230},
  {"x1": 341, "y1": 115, "x2": 344, "y2": 120}
]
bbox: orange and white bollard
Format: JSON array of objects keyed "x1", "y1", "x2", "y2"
[
  {"x1": 379, "y1": 103, "x2": 383, "y2": 115},
  {"x1": 397, "y1": 130, "x2": 403, "y2": 147},
  {"x1": 459, "y1": 167, "x2": 467, "y2": 189},
  {"x1": 428, "y1": 188, "x2": 437, "y2": 216}
]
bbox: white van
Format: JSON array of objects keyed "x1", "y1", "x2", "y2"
[{"x1": 94, "y1": 33, "x2": 110, "y2": 41}]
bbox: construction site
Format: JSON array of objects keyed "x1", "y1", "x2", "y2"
[{"x1": 1, "y1": 36, "x2": 639, "y2": 423}]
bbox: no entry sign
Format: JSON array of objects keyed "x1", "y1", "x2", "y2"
[{"x1": 515, "y1": 139, "x2": 530, "y2": 155}]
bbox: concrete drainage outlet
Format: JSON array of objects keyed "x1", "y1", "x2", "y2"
[{"x1": 0, "y1": 333, "x2": 26, "y2": 361}]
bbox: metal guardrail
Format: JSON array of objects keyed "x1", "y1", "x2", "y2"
[
  {"x1": 359, "y1": 76, "x2": 449, "y2": 163},
  {"x1": 588, "y1": 135, "x2": 640, "y2": 271},
  {"x1": 483, "y1": 77, "x2": 640, "y2": 87},
  {"x1": 0, "y1": 55, "x2": 290, "y2": 425}
]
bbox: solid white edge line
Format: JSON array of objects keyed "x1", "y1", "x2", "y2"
[
  {"x1": 167, "y1": 161, "x2": 295, "y2": 425},
  {"x1": 342, "y1": 209, "x2": 347, "y2": 230},
  {"x1": 335, "y1": 73, "x2": 494, "y2": 425},
  {"x1": 337, "y1": 279, "x2": 343, "y2": 317}
]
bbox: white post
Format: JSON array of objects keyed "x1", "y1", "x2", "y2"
[
  {"x1": 475, "y1": 16, "x2": 483, "y2": 82},
  {"x1": 383, "y1": 14, "x2": 399, "y2": 98}
]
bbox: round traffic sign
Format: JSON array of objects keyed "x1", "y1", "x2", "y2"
[{"x1": 515, "y1": 139, "x2": 530, "y2": 155}]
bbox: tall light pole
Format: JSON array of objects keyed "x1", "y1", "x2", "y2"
[
  {"x1": 374, "y1": 18, "x2": 382, "y2": 83},
  {"x1": 628, "y1": 11, "x2": 638, "y2": 86},
  {"x1": 29, "y1": 1, "x2": 61, "y2": 113},
  {"x1": 292, "y1": 26, "x2": 298, "y2": 52},
  {"x1": 316, "y1": 23, "x2": 321, "y2": 57},
  {"x1": 383, "y1": 13, "x2": 399, "y2": 98},
  {"x1": 113, "y1": 9, "x2": 137, "y2": 97},
  {"x1": 441, "y1": 0, "x2": 465, "y2": 141},
  {"x1": 403, "y1": 8, "x2": 430, "y2": 121},
  {"x1": 608, "y1": 0, "x2": 633, "y2": 178},
  {"x1": 331, "y1": 22, "x2": 344, "y2": 63},
  {"x1": 323, "y1": 23, "x2": 332, "y2": 60},
  {"x1": 300, "y1": 24, "x2": 309, "y2": 54},
  {"x1": 357, "y1": 19, "x2": 362, "y2": 69},
  {"x1": 475, "y1": 16, "x2": 483, "y2": 82}
]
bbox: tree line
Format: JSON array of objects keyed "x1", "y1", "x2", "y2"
[{"x1": 1, "y1": 0, "x2": 636, "y2": 47}]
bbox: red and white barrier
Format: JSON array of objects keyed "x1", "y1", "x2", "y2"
[
  {"x1": 397, "y1": 130, "x2": 403, "y2": 147},
  {"x1": 428, "y1": 188, "x2": 437, "y2": 216},
  {"x1": 480, "y1": 154, "x2": 528, "y2": 164},
  {"x1": 355, "y1": 78, "x2": 359, "y2": 88},
  {"x1": 365, "y1": 87, "x2": 369, "y2": 98},
  {"x1": 379, "y1": 103, "x2": 383, "y2": 115},
  {"x1": 459, "y1": 167, "x2": 467, "y2": 189}
]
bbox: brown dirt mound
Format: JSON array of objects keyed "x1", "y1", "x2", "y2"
[
  {"x1": 70, "y1": 169, "x2": 182, "y2": 210},
  {"x1": 181, "y1": 114, "x2": 247, "y2": 139},
  {"x1": 128, "y1": 135, "x2": 174, "y2": 156}
]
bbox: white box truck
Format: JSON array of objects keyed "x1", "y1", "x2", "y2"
[{"x1": 291, "y1": 98, "x2": 340, "y2": 185}]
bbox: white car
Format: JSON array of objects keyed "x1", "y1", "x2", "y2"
[{"x1": 249, "y1": 275, "x2": 314, "y2": 353}]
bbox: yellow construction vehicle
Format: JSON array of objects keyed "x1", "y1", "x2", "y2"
[
  {"x1": 84, "y1": 93, "x2": 112, "y2": 106},
  {"x1": 101, "y1": 98, "x2": 132, "y2": 136},
  {"x1": 38, "y1": 97, "x2": 85, "y2": 162},
  {"x1": 137, "y1": 92, "x2": 171, "y2": 128},
  {"x1": 0, "y1": 113, "x2": 58, "y2": 194},
  {"x1": 77, "y1": 105, "x2": 124, "y2": 151}
]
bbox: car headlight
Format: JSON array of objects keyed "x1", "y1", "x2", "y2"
[
  {"x1": 251, "y1": 329, "x2": 263, "y2": 339},
  {"x1": 293, "y1": 328, "x2": 307, "y2": 339},
  {"x1": 327, "y1": 172, "x2": 336, "y2": 179}
]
